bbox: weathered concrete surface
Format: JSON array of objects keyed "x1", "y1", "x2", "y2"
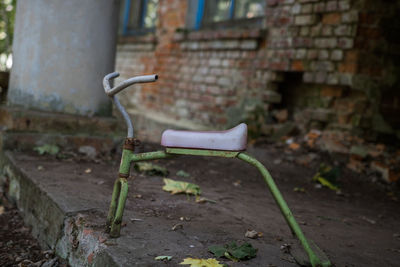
[
  {"x1": 0, "y1": 150, "x2": 297, "y2": 267},
  {"x1": 8, "y1": 0, "x2": 119, "y2": 116},
  {"x1": 0, "y1": 106, "x2": 125, "y2": 153},
  {"x1": 1, "y1": 146, "x2": 399, "y2": 266},
  {"x1": 0, "y1": 106, "x2": 124, "y2": 136}
]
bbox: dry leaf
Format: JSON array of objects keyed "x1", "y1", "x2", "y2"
[
  {"x1": 245, "y1": 230, "x2": 262, "y2": 239},
  {"x1": 155, "y1": 255, "x2": 172, "y2": 261},
  {"x1": 162, "y1": 178, "x2": 201, "y2": 195},
  {"x1": 180, "y1": 258, "x2": 223, "y2": 267},
  {"x1": 289, "y1": 143, "x2": 300, "y2": 150}
]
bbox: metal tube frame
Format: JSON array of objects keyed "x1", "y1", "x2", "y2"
[
  {"x1": 103, "y1": 72, "x2": 330, "y2": 266},
  {"x1": 106, "y1": 147, "x2": 331, "y2": 267}
]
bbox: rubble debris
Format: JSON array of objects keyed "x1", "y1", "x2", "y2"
[
  {"x1": 274, "y1": 109, "x2": 288, "y2": 123},
  {"x1": 245, "y1": 229, "x2": 263, "y2": 239},
  {"x1": 280, "y1": 243, "x2": 291, "y2": 254},
  {"x1": 304, "y1": 129, "x2": 321, "y2": 148},
  {"x1": 295, "y1": 153, "x2": 317, "y2": 166},
  {"x1": 288, "y1": 142, "x2": 300, "y2": 150},
  {"x1": 371, "y1": 161, "x2": 399, "y2": 183},
  {"x1": 78, "y1": 145, "x2": 97, "y2": 159},
  {"x1": 319, "y1": 131, "x2": 349, "y2": 154},
  {"x1": 346, "y1": 156, "x2": 364, "y2": 173},
  {"x1": 350, "y1": 145, "x2": 368, "y2": 159},
  {"x1": 270, "y1": 122, "x2": 296, "y2": 142},
  {"x1": 233, "y1": 180, "x2": 241, "y2": 187}
]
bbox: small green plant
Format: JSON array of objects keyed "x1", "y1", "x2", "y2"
[
  {"x1": 209, "y1": 242, "x2": 258, "y2": 262},
  {"x1": 34, "y1": 144, "x2": 60, "y2": 156}
]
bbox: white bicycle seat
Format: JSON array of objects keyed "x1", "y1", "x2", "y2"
[{"x1": 161, "y1": 123, "x2": 247, "y2": 151}]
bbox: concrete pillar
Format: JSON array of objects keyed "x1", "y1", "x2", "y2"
[{"x1": 8, "y1": 0, "x2": 120, "y2": 116}]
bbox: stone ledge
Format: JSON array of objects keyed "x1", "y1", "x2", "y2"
[
  {"x1": 173, "y1": 28, "x2": 266, "y2": 42},
  {"x1": 118, "y1": 34, "x2": 157, "y2": 44},
  {"x1": 0, "y1": 150, "x2": 295, "y2": 267},
  {"x1": 0, "y1": 106, "x2": 124, "y2": 137}
]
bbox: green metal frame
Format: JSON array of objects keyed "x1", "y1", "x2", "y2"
[{"x1": 106, "y1": 147, "x2": 331, "y2": 267}]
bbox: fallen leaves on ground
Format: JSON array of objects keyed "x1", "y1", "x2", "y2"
[
  {"x1": 163, "y1": 178, "x2": 201, "y2": 195},
  {"x1": 305, "y1": 129, "x2": 321, "y2": 147},
  {"x1": 34, "y1": 144, "x2": 60, "y2": 156},
  {"x1": 280, "y1": 243, "x2": 291, "y2": 253},
  {"x1": 288, "y1": 142, "x2": 300, "y2": 150},
  {"x1": 233, "y1": 180, "x2": 241, "y2": 187},
  {"x1": 195, "y1": 196, "x2": 216, "y2": 203},
  {"x1": 209, "y1": 242, "x2": 257, "y2": 261},
  {"x1": 245, "y1": 230, "x2": 263, "y2": 239},
  {"x1": 176, "y1": 170, "x2": 190, "y2": 178},
  {"x1": 360, "y1": 216, "x2": 376, "y2": 225},
  {"x1": 155, "y1": 255, "x2": 172, "y2": 261},
  {"x1": 293, "y1": 187, "x2": 305, "y2": 193},
  {"x1": 312, "y1": 164, "x2": 340, "y2": 191},
  {"x1": 134, "y1": 162, "x2": 169, "y2": 176},
  {"x1": 180, "y1": 258, "x2": 224, "y2": 267},
  {"x1": 171, "y1": 223, "x2": 183, "y2": 231}
]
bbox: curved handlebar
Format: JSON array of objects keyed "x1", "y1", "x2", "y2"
[
  {"x1": 103, "y1": 72, "x2": 158, "y2": 139},
  {"x1": 103, "y1": 72, "x2": 158, "y2": 97}
]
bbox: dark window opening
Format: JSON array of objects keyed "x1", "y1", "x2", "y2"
[
  {"x1": 120, "y1": 0, "x2": 158, "y2": 36},
  {"x1": 190, "y1": 0, "x2": 265, "y2": 30}
]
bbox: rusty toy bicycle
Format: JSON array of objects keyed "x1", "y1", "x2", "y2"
[{"x1": 103, "y1": 72, "x2": 331, "y2": 267}]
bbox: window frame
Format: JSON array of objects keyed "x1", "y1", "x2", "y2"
[
  {"x1": 194, "y1": 0, "x2": 265, "y2": 30},
  {"x1": 121, "y1": 0, "x2": 158, "y2": 36}
]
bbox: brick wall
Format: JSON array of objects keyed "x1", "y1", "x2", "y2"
[{"x1": 115, "y1": 0, "x2": 400, "y2": 143}]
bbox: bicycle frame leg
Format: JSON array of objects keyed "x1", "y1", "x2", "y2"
[
  {"x1": 107, "y1": 177, "x2": 129, "y2": 237},
  {"x1": 237, "y1": 153, "x2": 331, "y2": 267},
  {"x1": 106, "y1": 149, "x2": 171, "y2": 238}
]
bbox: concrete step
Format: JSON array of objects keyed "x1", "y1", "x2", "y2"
[
  {"x1": 0, "y1": 106, "x2": 125, "y2": 153},
  {"x1": 0, "y1": 150, "x2": 296, "y2": 267},
  {"x1": 0, "y1": 106, "x2": 124, "y2": 136},
  {"x1": 0, "y1": 132, "x2": 123, "y2": 155}
]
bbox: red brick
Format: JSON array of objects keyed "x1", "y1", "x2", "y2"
[
  {"x1": 87, "y1": 253, "x2": 94, "y2": 264},
  {"x1": 321, "y1": 86, "x2": 343, "y2": 97},
  {"x1": 322, "y1": 13, "x2": 341, "y2": 24},
  {"x1": 338, "y1": 62, "x2": 357, "y2": 73},
  {"x1": 345, "y1": 50, "x2": 358, "y2": 62},
  {"x1": 291, "y1": 60, "x2": 305, "y2": 71}
]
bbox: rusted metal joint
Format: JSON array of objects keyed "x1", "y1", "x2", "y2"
[
  {"x1": 119, "y1": 172, "x2": 129, "y2": 178},
  {"x1": 123, "y1": 137, "x2": 141, "y2": 151}
]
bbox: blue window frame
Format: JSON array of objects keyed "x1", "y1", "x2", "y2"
[
  {"x1": 121, "y1": 0, "x2": 158, "y2": 36},
  {"x1": 193, "y1": 0, "x2": 265, "y2": 30}
]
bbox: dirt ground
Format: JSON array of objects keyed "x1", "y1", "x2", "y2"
[
  {"x1": 0, "y1": 196, "x2": 68, "y2": 267},
  {"x1": 1, "y1": 142, "x2": 400, "y2": 266}
]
